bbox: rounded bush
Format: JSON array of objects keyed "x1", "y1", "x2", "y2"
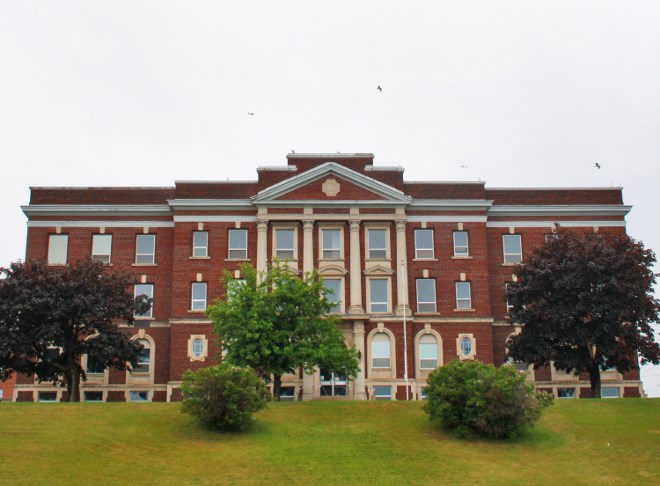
[
  {"x1": 423, "y1": 359, "x2": 553, "y2": 439},
  {"x1": 181, "y1": 363, "x2": 270, "y2": 432}
]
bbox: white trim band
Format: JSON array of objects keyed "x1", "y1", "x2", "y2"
[
  {"x1": 486, "y1": 220, "x2": 626, "y2": 228},
  {"x1": 27, "y1": 221, "x2": 175, "y2": 228}
]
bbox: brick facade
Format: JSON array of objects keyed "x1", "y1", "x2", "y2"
[{"x1": 13, "y1": 152, "x2": 644, "y2": 401}]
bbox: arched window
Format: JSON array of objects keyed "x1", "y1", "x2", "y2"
[
  {"x1": 371, "y1": 333, "x2": 391, "y2": 368},
  {"x1": 419, "y1": 334, "x2": 438, "y2": 369},
  {"x1": 460, "y1": 336, "x2": 472, "y2": 357},
  {"x1": 134, "y1": 339, "x2": 151, "y2": 373}
]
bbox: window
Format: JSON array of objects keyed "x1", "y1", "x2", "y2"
[
  {"x1": 191, "y1": 338, "x2": 204, "y2": 359},
  {"x1": 368, "y1": 279, "x2": 388, "y2": 313},
  {"x1": 133, "y1": 340, "x2": 151, "y2": 373},
  {"x1": 47, "y1": 234, "x2": 68, "y2": 265},
  {"x1": 38, "y1": 391, "x2": 58, "y2": 402},
  {"x1": 129, "y1": 391, "x2": 149, "y2": 402},
  {"x1": 373, "y1": 385, "x2": 392, "y2": 401},
  {"x1": 419, "y1": 334, "x2": 438, "y2": 369},
  {"x1": 367, "y1": 229, "x2": 387, "y2": 259},
  {"x1": 601, "y1": 387, "x2": 620, "y2": 398},
  {"x1": 274, "y1": 228, "x2": 295, "y2": 259},
  {"x1": 191, "y1": 282, "x2": 207, "y2": 311},
  {"x1": 453, "y1": 231, "x2": 469, "y2": 257},
  {"x1": 503, "y1": 234, "x2": 522, "y2": 264},
  {"x1": 92, "y1": 234, "x2": 112, "y2": 263},
  {"x1": 557, "y1": 387, "x2": 576, "y2": 399},
  {"x1": 323, "y1": 279, "x2": 341, "y2": 313},
  {"x1": 84, "y1": 391, "x2": 103, "y2": 402},
  {"x1": 506, "y1": 356, "x2": 529, "y2": 372},
  {"x1": 134, "y1": 284, "x2": 154, "y2": 318},
  {"x1": 228, "y1": 229, "x2": 248, "y2": 259},
  {"x1": 85, "y1": 354, "x2": 105, "y2": 374},
  {"x1": 420, "y1": 387, "x2": 429, "y2": 400},
  {"x1": 279, "y1": 387, "x2": 296, "y2": 401},
  {"x1": 414, "y1": 229, "x2": 434, "y2": 259},
  {"x1": 321, "y1": 229, "x2": 341, "y2": 259},
  {"x1": 192, "y1": 231, "x2": 208, "y2": 257},
  {"x1": 371, "y1": 333, "x2": 391, "y2": 368},
  {"x1": 504, "y1": 283, "x2": 514, "y2": 314},
  {"x1": 455, "y1": 281, "x2": 472, "y2": 309},
  {"x1": 320, "y1": 369, "x2": 347, "y2": 397},
  {"x1": 459, "y1": 336, "x2": 473, "y2": 357},
  {"x1": 135, "y1": 234, "x2": 155, "y2": 264},
  {"x1": 416, "y1": 279, "x2": 436, "y2": 313}
]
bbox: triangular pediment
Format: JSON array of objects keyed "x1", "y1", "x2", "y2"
[{"x1": 251, "y1": 162, "x2": 411, "y2": 206}]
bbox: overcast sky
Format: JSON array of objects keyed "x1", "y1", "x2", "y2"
[{"x1": 1, "y1": 1, "x2": 659, "y2": 395}]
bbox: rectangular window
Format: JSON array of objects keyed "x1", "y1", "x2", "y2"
[
  {"x1": 38, "y1": 391, "x2": 58, "y2": 402},
  {"x1": 321, "y1": 229, "x2": 341, "y2": 259},
  {"x1": 191, "y1": 282, "x2": 207, "y2": 311},
  {"x1": 279, "y1": 387, "x2": 295, "y2": 401},
  {"x1": 503, "y1": 234, "x2": 522, "y2": 264},
  {"x1": 601, "y1": 387, "x2": 620, "y2": 398},
  {"x1": 129, "y1": 391, "x2": 149, "y2": 402},
  {"x1": 453, "y1": 231, "x2": 469, "y2": 257},
  {"x1": 420, "y1": 387, "x2": 428, "y2": 400},
  {"x1": 228, "y1": 229, "x2": 248, "y2": 259},
  {"x1": 135, "y1": 234, "x2": 156, "y2": 264},
  {"x1": 505, "y1": 283, "x2": 513, "y2": 314},
  {"x1": 86, "y1": 354, "x2": 105, "y2": 374},
  {"x1": 47, "y1": 234, "x2": 68, "y2": 265},
  {"x1": 275, "y1": 228, "x2": 295, "y2": 260},
  {"x1": 416, "y1": 279, "x2": 437, "y2": 313},
  {"x1": 373, "y1": 385, "x2": 392, "y2": 401},
  {"x1": 84, "y1": 391, "x2": 103, "y2": 402},
  {"x1": 414, "y1": 229, "x2": 434, "y2": 259},
  {"x1": 557, "y1": 387, "x2": 576, "y2": 399},
  {"x1": 323, "y1": 279, "x2": 341, "y2": 313},
  {"x1": 367, "y1": 229, "x2": 387, "y2": 259},
  {"x1": 133, "y1": 347, "x2": 151, "y2": 374},
  {"x1": 455, "y1": 281, "x2": 472, "y2": 309},
  {"x1": 134, "y1": 284, "x2": 154, "y2": 318},
  {"x1": 92, "y1": 234, "x2": 112, "y2": 263},
  {"x1": 369, "y1": 279, "x2": 388, "y2": 313},
  {"x1": 419, "y1": 335, "x2": 439, "y2": 369},
  {"x1": 192, "y1": 231, "x2": 208, "y2": 257}
]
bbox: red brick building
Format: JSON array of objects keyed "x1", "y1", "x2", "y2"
[{"x1": 14, "y1": 153, "x2": 643, "y2": 402}]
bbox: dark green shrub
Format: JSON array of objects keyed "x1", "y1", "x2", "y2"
[
  {"x1": 181, "y1": 363, "x2": 270, "y2": 432},
  {"x1": 423, "y1": 359, "x2": 553, "y2": 439}
]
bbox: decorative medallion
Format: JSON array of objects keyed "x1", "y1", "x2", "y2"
[{"x1": 322, "y1": 178, "x2": 341, "y2": 197}]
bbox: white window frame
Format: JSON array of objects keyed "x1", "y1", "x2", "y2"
[
  {"x1": 419, "y1": 334, "x2": 439, "y2": 370},
  {"x1": 323, "y1": 278, "x2": 342, "y2": 313},
  {"x1": 371, "y1": 333, "x2": 392, "y2": 369},
  {"x1": 456, "y1": 333, "x2": 476, "y2": 360},
  {"x1": 191, "y1": 282, "x2": 207, "y2": 311},
  {"x1": 228, "y1": 228, "x2": 248, "y2": 260},
  {"x1": 368, "y1": 278, "x2": 390, "y2": 313},
  {"x1": 601, "y1": 387, "x2": 620, "y2": 398},
  {"x1": 557, "y1": 387, "x2": 577, "y2": 399},
  {"x1": 502, "y1": 234, "x2": 522, "y2": 264},
  {"x1": 47, "y1": 234, "x2": 68, "y2": 265},
  {"x1": 416, "y1": 279, "x2": 437, "y2": 313},
  {"x1": 133, "y1": 339, "x2": 151, "y2": 374},
  {"x1": 372, "y1": 385, "x2": 393, "y2": 401},
  {"x1": 192, "y1": 231, "x2": 209, "y2": 258},
  {"x1": 453, "y1": 231, "x2": 469, "y2": 257},
  {"x1": 366, "y1": 227, "x2": 389, "y2": 260},
  {"x1": 320, "y1": 227, "x2": 343, "y2": 260},
  {"x1": 455, "y1": 281, "x2": 472, "y2": 310},
  {"x1": 273, "y1": 227, "x2": 297, "y2": 260},
  {"x1": 134, "y1": 284, "x2": 154, "y2": 318},
  {"x1": 414, "y1": 229, "x2": 434, "y2": 259},
  {"x1": 135, "y1": 234, "x2": 156, "y2": 264},
  {"x1": 91, "y1": 234, "x2": 112, "y2": 264},
  {"x1": 188, "y1": 334, "x2": 209, "y2": 362},
  {"x1": 129, "y1": 391, "x2": 149, "y2": 402},
  {"x1": 505, "y1": 283, "x2": 514, "y2": 314}
]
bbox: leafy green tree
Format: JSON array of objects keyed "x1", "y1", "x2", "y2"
[
  {"x1": 424, "y1": 359, "x2": 552, "y2": 439},
  {"x1": 181, "y1": 363, "x2": 270, "y2": 432},
  {"x1": 507, "y1": 230, "x2": 660, "y2": 398},
  {"x1": 0, "y1": 259, "x2": 151, "y2": 402},
  {"x1": 207, "y1": 262, "x2": 359, "y2": 399}
]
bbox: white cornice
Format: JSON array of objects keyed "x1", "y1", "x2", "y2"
[
  {"x1": 173, "y1": 215, "x2": 257, "y2": 223},
  {"x1": 27, "y1": 221, "x2": 175, "y2": 228},
  {"x1": 486, "y1": 220, "x2": 626, "y2": 228},
  {"x1": 407, "y1": 215, "x2": 488, "y2": 223},
  {"x1": 252, "y1": 162, "x2": 412, "y2": 205},
  {"x1": 409, "y1": 199, "x2": 493, "y2": 211},
  {"x1": 257, "y1": 199, "x2": 410, "y2": 208},
  {"x1": 167, "y1": 199, "x2": 253, "y2": 210},
  {"x1": 488, "y1": 205, "x2": 631, "y2": 217},
  {"x1": 22, "y1": 205, "x2": 172, "y2": 217}
]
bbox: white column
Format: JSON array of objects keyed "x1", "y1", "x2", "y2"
[
  {"x1": 353, "y1": 321, "x2": 367, "y2": 400},
  {"x1": 302, "y1": 219, "x2": 314, "y2": 275},
  {"x1": 256, "y1": 219, "x2": 268, "y2": 275},
  {"x1": 395, "y1": 219, "x2": 411, "y2": 316},
  {"x1": 348, "y1": 219, "x2": 364, "y2": 314}
]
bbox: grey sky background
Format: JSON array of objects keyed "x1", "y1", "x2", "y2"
[{"x1": 1, "y1": 1, "x2": 659, "y2": 395}]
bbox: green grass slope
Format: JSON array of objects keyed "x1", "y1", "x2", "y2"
[{"x1": 0, "y1": 399, "x2": 658, "y2": 485}]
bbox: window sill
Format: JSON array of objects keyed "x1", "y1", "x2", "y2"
[
  {"x1": 134, "y1": 316, "x2": 155, "y2": 321},
  {"x1": 225, "y1": 258, "x2": 250, "y2": 262},
  {"x1": 452, "y1": 256, "x2": 473, "y2": 260},
  {"x1": 132, "y1": 263, "x2": 157, "y2": 267},
  {"x1": 501, "y1": 262, "x2": 520, "y2": 267},
  {"x1": 272, "y1": 258, "x2": 299, "y2": 262},
  {"x1": 454, "y1": 308, "x2": 475, "y2": 312},
  {"x1": 365, "y1": 258, "x2": 391, "y2": 262},
  {"x1": 412, "y1": 258, "x2": 437, "y2": 262},
  {"x1": 189, "y1": 256, "x2": 210, "y2": 260},
  {"x1": 187, "y1": 310, "x2": 207, "y2": 314}
]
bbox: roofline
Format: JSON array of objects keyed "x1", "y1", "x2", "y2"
[
  {"x1": 486, "y1": 186, "x2": 623, "y2": 191},
  {"x1": 286, "y1": 153, "x2": 374, "y2": 158}
]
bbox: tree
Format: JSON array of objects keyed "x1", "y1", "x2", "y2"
[
  {"x1": 207, "y1": 262, "x2": 360, "y2": 399},
  {"x1": 181, "y1": 363, "x2": 270, "y2": 432},
  {"x1": 423, "y1": 359, "x2": 552, "y2": 439},
  {"x1": 0, "y1": 259, "x2": 151, "y2": 402},
  {"x1": 506, "y1": 229, "x2": 660, "y2": 398}
]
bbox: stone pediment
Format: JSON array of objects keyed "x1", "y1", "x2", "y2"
[{"x1": 251, "y1": 162, "x2": 411, "y2": 207}]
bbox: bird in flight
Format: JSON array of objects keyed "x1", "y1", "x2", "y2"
[
  {"x1": 460, "y1": 164, "x2": 468, "y2": 169},
  {"x1": 248, "y1": 112, "x2": 255, "y2": 116},
  {"x1": 377, "y1": 86, "x2": 382, "y2": 92},
  {"x1": 594, "y1": 162, "x2": 601, "y2": 169}
]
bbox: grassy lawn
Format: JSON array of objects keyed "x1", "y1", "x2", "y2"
[{"x1": 0, "y1": 399, "x2": 658, "y2": 485}]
